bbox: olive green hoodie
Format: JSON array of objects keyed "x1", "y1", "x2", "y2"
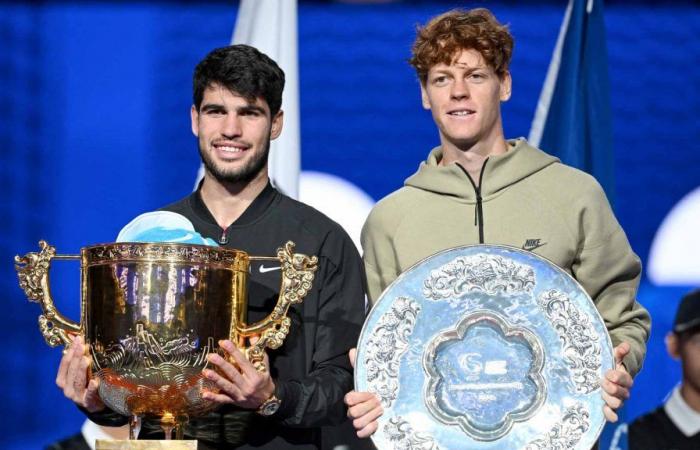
[{"x1": 361, "y1": 138, "x2": 650, "y2": 376}]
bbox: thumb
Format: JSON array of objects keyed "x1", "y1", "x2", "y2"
[
  {"x1": 614, "y1": 342, "x2": 631, "y2": 367},
  {"x1": 349, "y1": 348, "x2": 357, "y2": 369}
]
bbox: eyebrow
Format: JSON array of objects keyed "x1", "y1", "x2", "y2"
[
  {"x1": 200, "y1": 103, "x2": 226, "y2": 113},
  {"x1": 199, "y1": 103, "x2": 267, "y2": 115},
  {"x1": 237, "y1": 104, "x2": 267, "y2": 115}
]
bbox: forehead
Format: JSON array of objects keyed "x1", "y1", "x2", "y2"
[
  {"x1": 429, "y1": 48, "x2": 489, "y2": 72},
  {"x1": 201, "y1": 83, "x2": 270, "y2": 111}
]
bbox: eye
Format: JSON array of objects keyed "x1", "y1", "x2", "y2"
[
  {"x1": 432, "y1": 75, "x2": 449, "y2": 86},
  {"x1": 205, "y1": 108, "x2": 225, "y2": 116}
]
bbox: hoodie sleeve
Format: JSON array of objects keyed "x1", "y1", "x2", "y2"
[
  {"x1": 570, "y1": 180, "x2": 651, "y2": 377},
  {"x1": 361, "y1": 204, "x2": 402, "y2": 305}
]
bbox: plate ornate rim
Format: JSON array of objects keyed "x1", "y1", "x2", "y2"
[{"x1": 355, "y1": 244, "x2": 615, "y2": 450}]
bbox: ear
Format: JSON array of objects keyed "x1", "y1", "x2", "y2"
[
  {"x1": 499, "y1": 71, "x2": 512, "y2": 102},
  {"x1": 420, "y1": 83, "x2": 431, "y2": 110},
  {"x1": 271, "y1": 110, "x2": 284, "y2": 140},
  {"x1": 666, "y1": 332, "x2": 681, "y2": 360},
  {"x1": 190, "y1": 105, "x2": 199, "y2": 137}
]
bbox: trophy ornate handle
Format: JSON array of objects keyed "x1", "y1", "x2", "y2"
[
  {"x1": 242, "y1": 241, "x2": 318, "y2": 371},
  {"x1": 14, "y1": 240, "x2": 81, "y2": 347}
]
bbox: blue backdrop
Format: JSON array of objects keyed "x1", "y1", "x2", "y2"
[{"x1": 1, "y1": 1, "x2": 698, "y2": 447}]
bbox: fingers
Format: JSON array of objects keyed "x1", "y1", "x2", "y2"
[
  {"x1": 345, "y1": 390, "x2": 378, "y2": 407},
  {"x1": 63, "y1": 338, "x2": 88, "y2": 401},
  {"x1": 603, "y1": 405, "x2": 619, "y2": 423},
  {"x1": 602, "y1": 390, "x2": 623, "y2": 410},
  {"x1": 601, "y1": 374, "x2": 630, "y2": 407},
  {"x1": 355, "y1": 416, "x2": 380, "y2": 438},
  {"x1": 203, "y1": 354, "x2": 245, "y2": 401},
  {"x1": 600, "y1": 365, "x2": 632, "y2": 423},
  {"x1": 84, "y1": 377, "x2": 105, "y2": 413},
  {"x1": 200, "y1": 389, "x2": 236, "y2": 405},
  {"x1": 203, "y1": 340, "x2": 274, "y2": 409},
  {"x1": 56, "y1": 337, "x2": 78, "y2": 389},
  {"x1": 349, "y1": 348, "x2": 357, "y2": 369},
  {"x1": 65, "y1": 356, "x2": 90, "y2": 402},
  {"x1": 56, "y1": 336, "x2": 104, "y2": 412},
  {"x1": 345, "y1": 390, "x2": 383, "y2": 438},
  {"x1": 223, "y1": 340, "x2": 259, "y2": 379}
]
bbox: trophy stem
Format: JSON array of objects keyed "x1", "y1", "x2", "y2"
[
  {"x1": 161, "y1": 412, "x2": 176, "y2": 440},
  {"x1": 175, "y1": 421, "x2": 185, "y2": 440},
  {"x1": 128, "y1": 415, "x2": 139, "y2": 440}
]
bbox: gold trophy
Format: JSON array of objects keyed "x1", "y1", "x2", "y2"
[{"x1": 15, "y1": 240, "x2": 317, "y2": 447}]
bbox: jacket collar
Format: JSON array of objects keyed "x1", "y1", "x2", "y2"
[{"x1": 190, "y1": 180, "x2": 277, "y2": 228}]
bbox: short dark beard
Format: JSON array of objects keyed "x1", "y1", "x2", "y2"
[{"x1": 199, "y1": 137, "x2": 270, "y2": 185}]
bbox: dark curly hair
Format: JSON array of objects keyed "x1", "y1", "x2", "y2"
[
  {"x1": 409, "y1": 8, "x2": 514, "y2": 84},
  {"x1": 193, "y1": 44, "x2": 285, "y2": 116}
]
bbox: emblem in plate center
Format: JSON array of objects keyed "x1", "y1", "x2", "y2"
[{"x1": 423, "y1": 310, "x2": 546, "y2": 441}]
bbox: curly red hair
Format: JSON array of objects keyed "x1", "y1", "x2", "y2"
[{"x1": 409, "y1": 8, "x2": 514, "y2": 84}]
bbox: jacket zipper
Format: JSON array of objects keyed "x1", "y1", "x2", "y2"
[
  {"x1": 457, "y1": 160, "x2": 488, "y2": 244},
  {"x1": 219, "y1": 226, "x2": 229, "y2": 245}
]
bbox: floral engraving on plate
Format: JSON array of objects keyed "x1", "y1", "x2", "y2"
[
  {"x1": 365, "y1": 297, "x2": 420, "y2": 407},
  {"x1": 525, "y1": 404, "x2": 590, "y2": 450},
  {"x1": 423, "y1": 254, "x2": 535, "y2": 300},
  {"x1": 538, "y1": 289, "x2": 602, "y2": 394},
  {"x1": 384, "y1": 416, "x2": 440, "y2": 450}
]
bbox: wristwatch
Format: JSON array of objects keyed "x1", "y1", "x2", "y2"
[{"x1": 257, "y1": 393, "x2": 281, "y2": 416}]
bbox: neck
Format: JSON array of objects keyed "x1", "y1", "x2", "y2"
[
  {"x1": 680, "y1": 381, "x2": 700, "y2": 413},
  {"x1": 440, "y1": 132, "x2": 508, "y2": 185},
  {"x1": 200, "y1": 171, "x2": 268, "y2": 229}
]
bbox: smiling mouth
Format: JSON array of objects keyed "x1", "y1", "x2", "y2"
[
  {"x1": 213, "y1": 142, "x2": 249, "y2": 154},
  {"x1": 217, "y1": 145, "x2": 244, "y2": 153},
  {"x1": 448, "y1": 110, "x2": 475, "y2": 117}
]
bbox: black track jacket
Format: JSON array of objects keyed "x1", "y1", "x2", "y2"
[{"x1": 85, "y1": 183, "x2": 367, "y2": 450}]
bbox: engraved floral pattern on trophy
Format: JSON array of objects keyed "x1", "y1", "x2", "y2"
[
  {"x1": 93, "y1": 327, "x2": 218, "y2": 417},
  {"x1": 365, "y1": 296, "x2": 421, "y2": 408},
  {"x1": 525, "y1": 404, "x2": 590, "y2": 450},
  {"x1": 423, "y1": 311, "x2": 546, "y2": 441},
  {"x1": 89, "y1": 260, "x2": 226, "y2": 420},
  {"x1": 423, "y1": 254, "x2": 535, "y2": 301},
  {"x1": 538, "y1": 289, "x2": 602, "y2": 394},
  {"x1": 384, "y1": 416, "x2": 440, "y2": 450}
]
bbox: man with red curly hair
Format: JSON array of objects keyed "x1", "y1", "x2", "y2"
[{"x1": 345, "y1": 7, "x2": 650, "y2": 441}]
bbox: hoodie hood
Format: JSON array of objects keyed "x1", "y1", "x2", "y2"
[{"x1": 404, "y1": 138, "x2": 559, "y2": 202}]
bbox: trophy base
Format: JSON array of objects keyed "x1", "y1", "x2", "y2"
[{"x1": 96, "y1": 440, "x2": 197, "y2": 449}]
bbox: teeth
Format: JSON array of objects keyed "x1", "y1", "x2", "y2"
[
  {"x1": 218, "y1": 146, "x2": 243, "y2": 153},
  {"x1": 450, "y1": 111, "x2": 472, "y2": 116}
]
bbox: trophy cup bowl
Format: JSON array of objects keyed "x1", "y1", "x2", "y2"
[{"x1": 15, "y1": 240, "x2": 317, "y2": 441}]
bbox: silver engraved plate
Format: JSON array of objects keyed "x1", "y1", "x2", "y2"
[{"x1": 355, "y1": 245, "x2": 614, "y2": 450}]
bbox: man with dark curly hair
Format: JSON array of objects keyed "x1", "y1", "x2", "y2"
[{"x1": 345, "y1": 8, "x2": 650, "y2": 441}]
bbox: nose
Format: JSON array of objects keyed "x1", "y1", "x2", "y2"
[
  {"x1": 451, "y1": 78, "x2": 470, "y2": 100},
  {"x1": 221, "y1": 114, "x2": 242, "y2": 138}
]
